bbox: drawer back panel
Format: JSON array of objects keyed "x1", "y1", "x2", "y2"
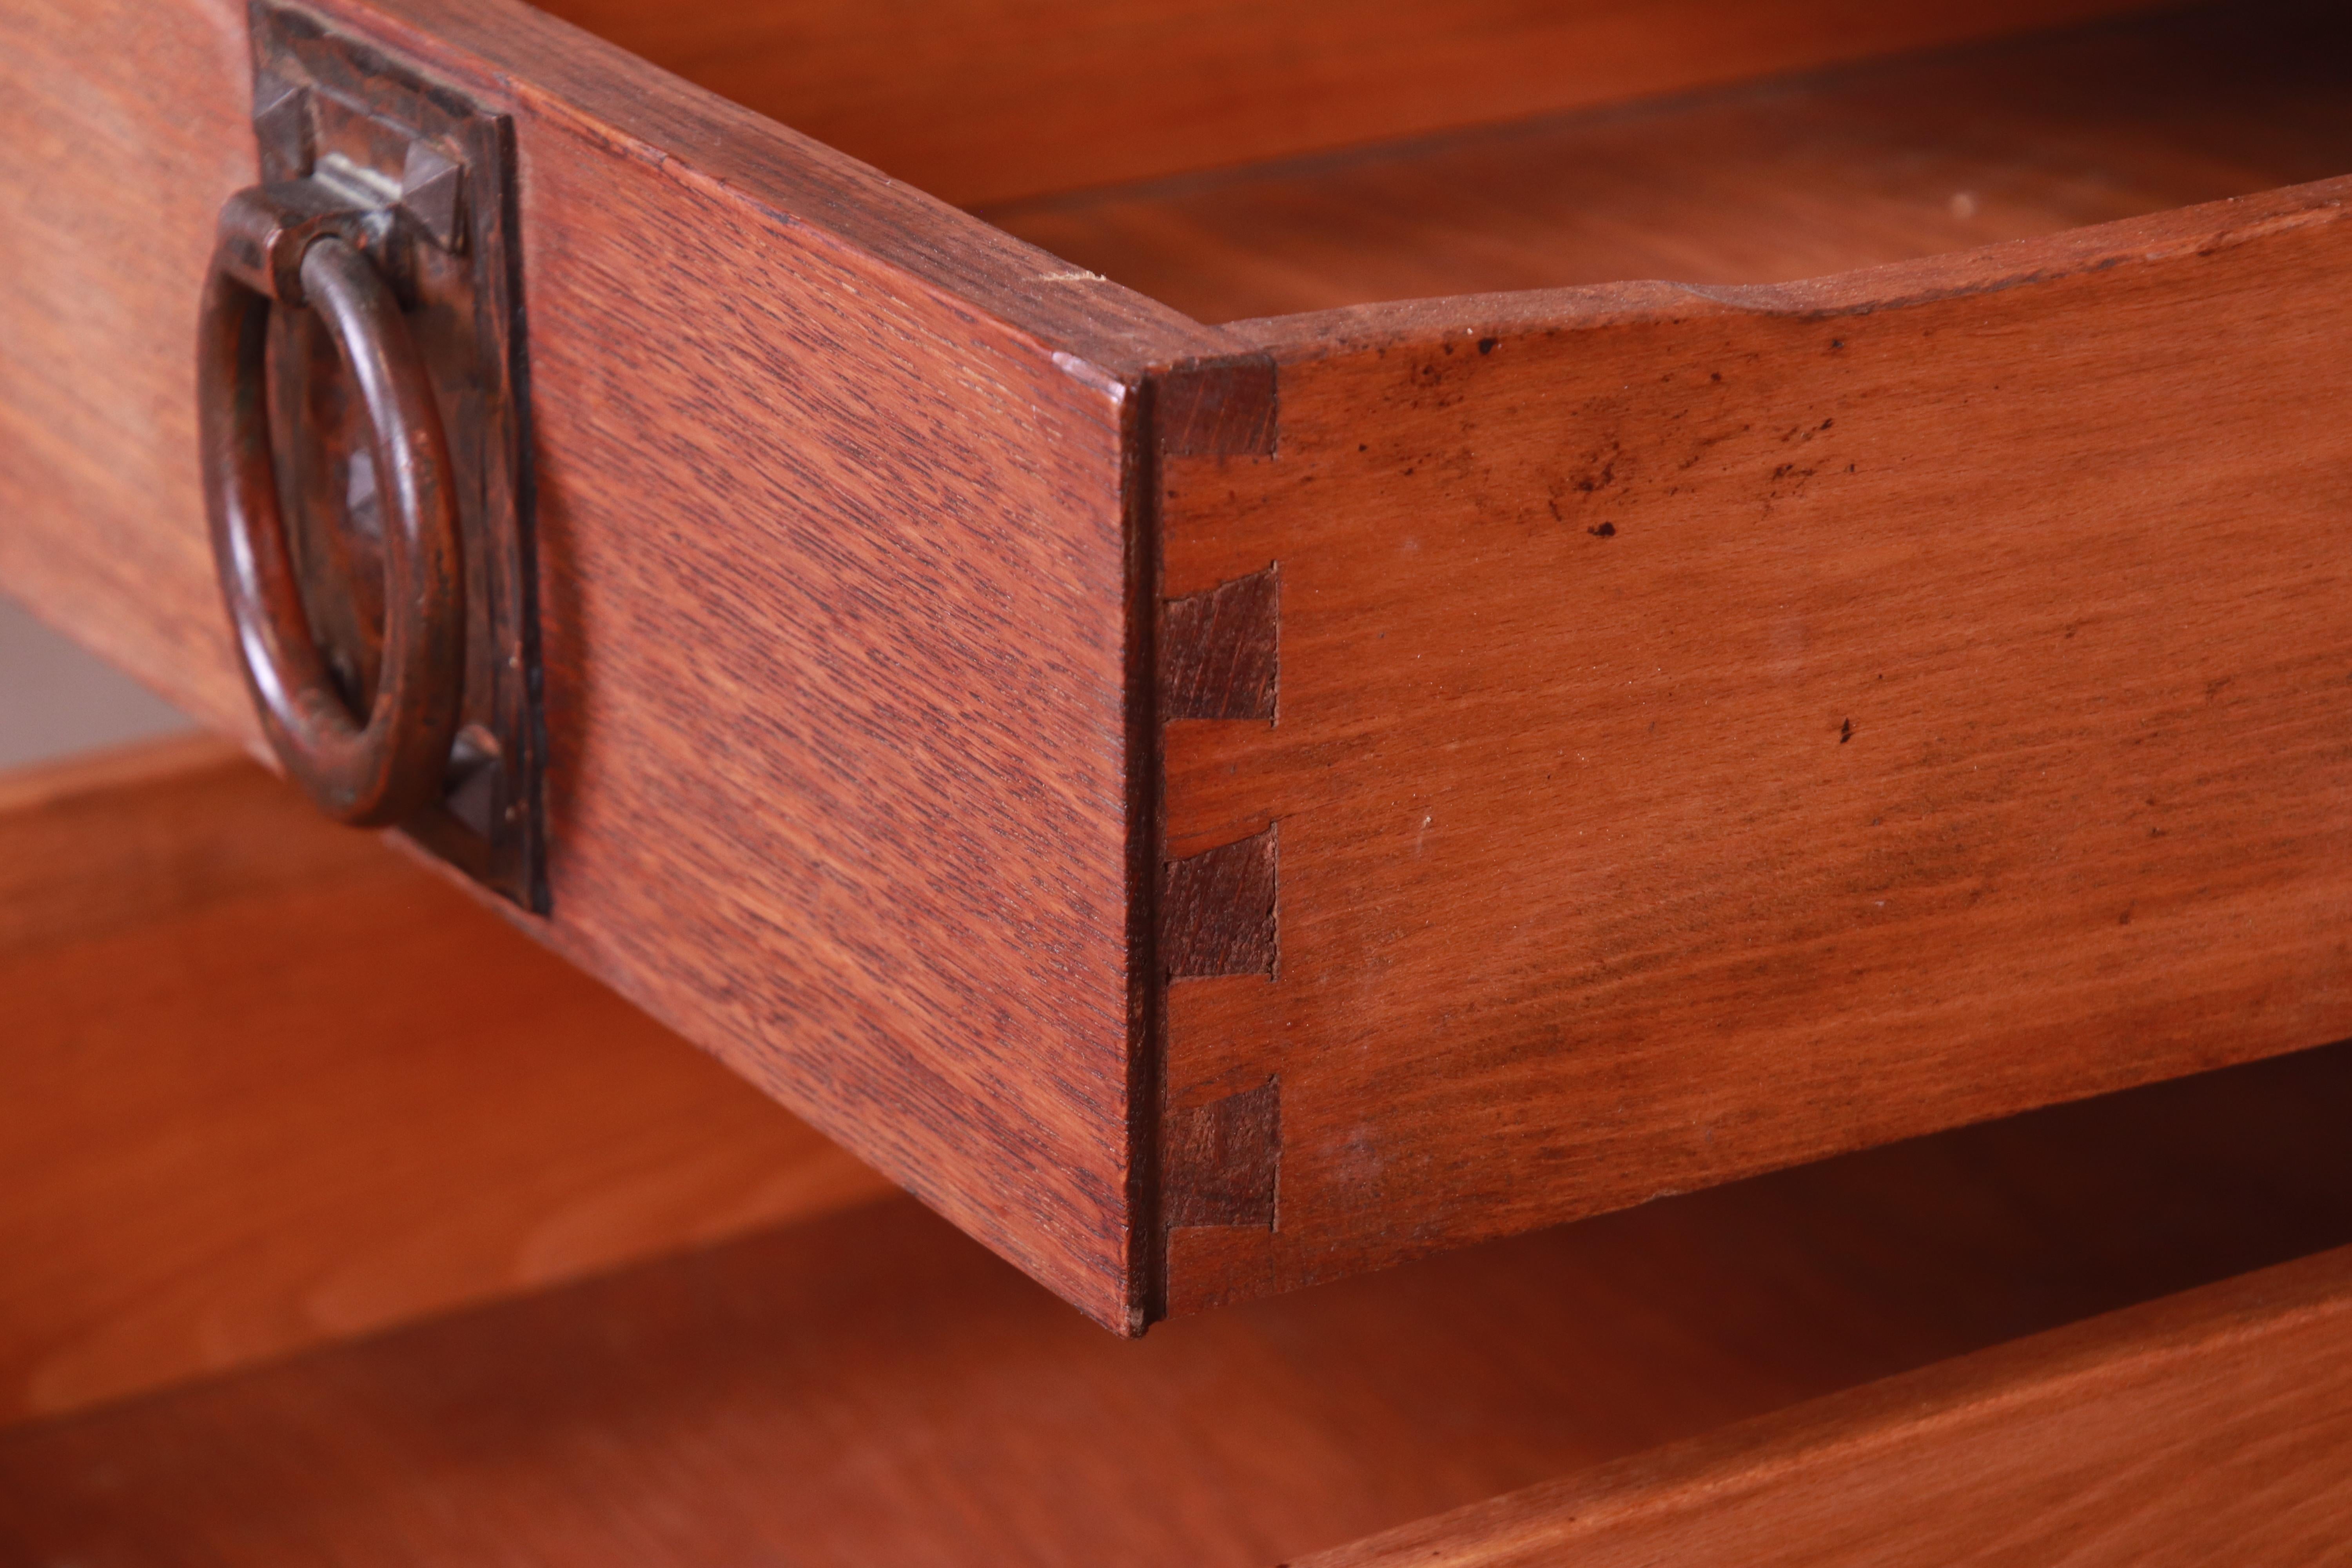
[{"x1": 530, "y1": 0, "x2": 2165, "y2": 208}]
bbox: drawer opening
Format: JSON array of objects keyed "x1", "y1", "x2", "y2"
[
  {"x1": 8, "y1": 1036, "x2": 2352, "y2": 1563},
  {"x1": 530, "y1": 0, "x2": 2349, "y2": 323}
]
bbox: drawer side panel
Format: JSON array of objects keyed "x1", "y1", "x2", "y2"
[{"x1": 1160, "y1": 179, "x2": 2352, "y2": 1312}]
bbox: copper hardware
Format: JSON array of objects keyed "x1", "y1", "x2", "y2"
[{"x1": 197, "y1": 2, "x2": 546, "y2": 908}]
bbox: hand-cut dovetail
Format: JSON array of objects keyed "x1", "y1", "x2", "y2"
[
  {"x1": 1157, "y1": 354, "x2": 1277, "y2": 457},
  {"x1": 1163, "y1": 823, "x2": 1276, "y2": 980},
  {"x1": 1161, "y1": 564, "x2": 1278, "y2": 722},
  {"x1": 1165, "y1": 1078, "x2": 1279, "y2": 1228}
]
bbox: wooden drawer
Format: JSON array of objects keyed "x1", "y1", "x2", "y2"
[{"x1": 8, "y1": 0, "x2": 2352, "y2": 1332}]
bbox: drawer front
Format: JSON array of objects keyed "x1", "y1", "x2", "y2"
[
  {"x1": 0, "y1": 0, "x2": 1227, "y2": 1332},
  {"x1": 1156, "y1": 184, "x2": 2352, "y2": 1313}
]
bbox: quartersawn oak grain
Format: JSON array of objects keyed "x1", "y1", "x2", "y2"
[
  {"x1": 1304, "y1": 1243, "x2": 2352, "y2": 1567},
  {"x1": 0, "y1": 0, "x2": 1228, "y2": 1332},
  {"x1": 9, "y1": 1040, "x2": 2352, "y2": 1564},
  {"x1": 1158, "y1": 176, "x2": 2352, "y2": 1313},
  {"x1": 0, "y1": 737, "x2": 889, "y2": 1424}
]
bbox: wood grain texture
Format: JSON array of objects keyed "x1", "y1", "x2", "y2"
[
  {"x1": 531, "y1": 0, "x2": 2161, "y2": 208},
  {"x1": 1163, "y1": 823, "x2": 1278, "y2": 980},
  {"x1": 1305, "y1": 1246, "x2": 2352, "y2": 1567},
  {"x1": 7, "y1": 1039, "x2": 2352, "y2": 1564},
  {"x1": 0, "y1": 0, "x2": 1228, "y2": 1330},
  {"x1": 0, "y1": 733, "x2": 377, "y2": 956},
  {"x1": 1160, "y1": 563, "x2": 1279, "y2": 721},
  {"x1": 1158, "y1": 178, "x2": 2352, "y2": 1314},
  {"x1": 1159, "y1": 356, "x2": 1279, "y2": 457},
  {"x1": 994, "y1": 0, "x2": 2352, "y2": 321},
  {"x1": 0, "y1": 739, "x2": 888, "y2": 1425},
  {"x1": 1163, "y1": 1078, "x2": 1279, "y2": 1227}
]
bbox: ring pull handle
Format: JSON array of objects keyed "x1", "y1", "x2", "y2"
[{"x1": 197, "y1": 183, "x2": 464, "y2": 827}]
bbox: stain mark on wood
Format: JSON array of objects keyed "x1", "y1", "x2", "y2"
[
  {"x1": 1165, "y1": 1078, "x2": 1280, "y2": 1228},
  {"x1": 1158, "y1": 354, "x2": 1278, "y2": 457},
  {"x1": 1161, "y1": 564, "x2": 1279, "y2": 721},
  {"x1": 1163, "y1": 823, "x2": 1277, "y2": 979}
]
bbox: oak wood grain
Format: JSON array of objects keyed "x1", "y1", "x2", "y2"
[
  {"x1": 1305, "y1": 1245, "x2": 2352, "y2": 1566},
  {"x1": 994, "y1": 0, "x2": 2352, "y2": 322},
  {"x1": 1157, "y1": 177, "x2": 2352, "y2": 1313},
  {"x1": 6, "y1": 1040, "x2": 2352, "y2": 1564},
  {"x1": 532, "y1": 0, "x2": 2162, "y2": 208},
  {"x1": 0, "y1": 0, "x2": 1227, "y2": 1331},
  {"x1": 0, "y1": 738, "x2": 889, "y2": 1425}
]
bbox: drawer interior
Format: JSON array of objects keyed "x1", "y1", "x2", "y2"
[
  {"x1": 995, "y1": 1, "x2": 2352, "y2": 320},
  {"x1": 9, "y1": 1036, "x2": 2352, "y2": 1564},
  {"x1": 531, "y1": 0, "x2": 2348, "y2": 321}
]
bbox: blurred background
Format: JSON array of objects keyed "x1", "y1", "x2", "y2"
[{"x1": 0, "y1": 595, "x2": 192, "y2": 768}]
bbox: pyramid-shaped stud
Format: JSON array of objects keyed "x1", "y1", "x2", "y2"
[
  {"x1": 400, "y1": 141, "x2": 466, "y2": 252},
  {"x1": 251, "y1": 72, "x2": 310, "y2": 179}
]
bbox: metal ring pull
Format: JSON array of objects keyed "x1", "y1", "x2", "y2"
[{"x1": 198, "y1": 196, "x2": 464, "y2": 826}]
